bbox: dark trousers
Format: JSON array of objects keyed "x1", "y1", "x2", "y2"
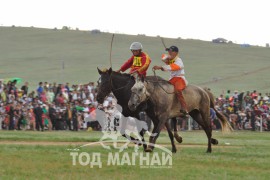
[
  {"x1": 50, "y1": 118, "x2": 56, "y2": 130},
  {"x1": 73, "y1": 119, "x2": 78, "y2": 131},
  {"x1": 17, "y1": 118, "x2": 22, "y2": 130},
  {"x1": 66, "y1": 119, "x2": 72, "y2": 130},
  {"x1": 9, "y1": 116, "x2": 14, "y2": 130},
  {"x1": 36, "y1": 117, "x2": 44, "y2": 131}
]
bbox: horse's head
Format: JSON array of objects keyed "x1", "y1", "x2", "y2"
[
  {"x1": 96, "y1": 67, "x2": 113, "y2": 103},
  {"x1": 128, "y1": 74, "x2": 149, "y2": 111}
]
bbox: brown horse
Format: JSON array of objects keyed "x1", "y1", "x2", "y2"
[
  {"x1": 128, "y1": 75, "x2": 232, "y2": 153},
  {"x1": 96, "y1": 68, "x2": 184, "y2": 153}
]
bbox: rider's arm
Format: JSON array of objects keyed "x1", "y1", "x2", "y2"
[
  {"x1": 119, "y1": 57, "x2": 134, "y2": 72},
  {"x1": 162, "y1": 59, "x2": 183, "y2": 71},
  {"x1": 137, "y1": 54, "x2": 151, "y2": 74}
]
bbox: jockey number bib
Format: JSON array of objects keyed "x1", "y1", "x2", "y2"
[{"x1": 133, "y1": 57, "x2": 142, "y2": 67}]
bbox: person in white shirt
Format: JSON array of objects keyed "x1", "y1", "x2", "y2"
[{"x1": 153, "y1": 45, "x2": 188, "y2": 117}]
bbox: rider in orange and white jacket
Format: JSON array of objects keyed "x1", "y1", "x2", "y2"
[{"x1": 153, "y1": 45, "x2": 188, "y2": 117}]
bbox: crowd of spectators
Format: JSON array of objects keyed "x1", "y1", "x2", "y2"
[
  {"x1": 0, "y1": 80, "x2": 116, "y2": 131},
  {"x1": 211, "y1": 89, "x2": 270, "y2": 131},
  {"x1": 0, "y1": 79, "x2": 270, "y2": 132}
]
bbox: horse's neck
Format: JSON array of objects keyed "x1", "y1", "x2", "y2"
[
  {"x1": 146, "y1": 81, "x2": 173, "y2": 95},
  {"x1": 111, "y1": 74, "x2": 129, "y2": 88},
  {"x1": 111, "y1": 73, "x2": 133, "y2": 103}
]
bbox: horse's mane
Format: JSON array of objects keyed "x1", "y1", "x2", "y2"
[
  {"x1": 111, "y1": 71, "x2": 166, "y2": 82},
  {"x1": 110, "y1": 71, "x2": 169, "y2": 87},
  {"x1": 145, "y1": 75, "x2": 166, "y2": 82},
  {"x1": 112, "y1": 71, "x2": 132, "y2": 78},
  {"x1": 145, "y1": 76, "x2": 171, "y2": 88}
]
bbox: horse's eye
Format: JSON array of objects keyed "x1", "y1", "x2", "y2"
[{"x1": 139, "y1": 88, "x2": 143, "y2": 92}]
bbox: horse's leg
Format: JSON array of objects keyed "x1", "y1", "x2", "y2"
[
  {"x1": 201, "y1": 111, "x2": 218, "y2": 146},
  {"x1": 144, "y1": 110, "x2": 158, "y2": 152},
  {"x1": 146, "y1": 115, "x2": 167, "y2": 152},
  {"x1": 190, "y1": 110, "x2": 214, "y2": 153},
  {"x1": 119, "y1": 116, "x2": 141, "y2": 144},
  {"x1": 172, "y1": 117, "x2": 183, "y2": 143},
  {"x1": 165, "y1": 121, "x2": 177, "y2": 153},
  {"x1": 139, "y1": 129, "x2": 147, "y2": 150},
  {"x1": 132, "y1": 116, "x2": 147, "y2": 150},
  {"x1": 135, "y1": 113, "x2": 148, "y2": 150},
  {"x1": 145, "y1": 120, "x2": 158, "y2": 152},
  {"x1": 130, "y1": 112, "x2": 151, "y2": 149},
  {"x1": 145, "y1": 111, "x2": 179, "y2": 152}
]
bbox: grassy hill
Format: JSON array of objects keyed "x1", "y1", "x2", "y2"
[{"x1": 0, "y1": 26, "x2": 270, "y2": 96}]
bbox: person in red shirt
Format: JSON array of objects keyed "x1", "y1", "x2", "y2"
[{"x1": 116, "y1": 42, "x2": 151, "y2": 77}]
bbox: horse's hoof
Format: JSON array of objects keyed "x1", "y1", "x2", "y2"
[
  {"x1": 206, "y1": 148, "x2": 212, "y2": 153},
  {"x1": 145, "y1": 148, "x2": 153, "y2": 153},
  {"x1": 134, "y1": 139, "x2": 142, "y2": 146},
  {"x1": 172, "y1": 148, "x2": 177, "y2": 153},
  {"x1": 211, "y1": 138, "x2": 218, "y2": 145},
  {"x1": 174, "y1": 133, "x2": 183, "y2": 144}
]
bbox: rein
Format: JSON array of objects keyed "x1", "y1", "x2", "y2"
[
  {"x1": 152, "y1": 69, "x2": 175, "y2": 94},
  {"x1": 110, "y1": 73, "x2": 133, "y2": 92},
  {"x1": 131, "y1": 88, "x2": 150, "y2": 104}
]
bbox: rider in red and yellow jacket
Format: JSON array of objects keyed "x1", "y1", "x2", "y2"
[{"x1": 116, "y1": 42, "x2": 151, "y2": 77}]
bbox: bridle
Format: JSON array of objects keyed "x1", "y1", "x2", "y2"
[
  {"x1": 130, "y1": 83, "x2": 150, "y2": 106},
  {"x1": 152, "y1": 69, "x2": 175, "y2": 94},
  {"x1": 109, "y1": 73, "x2": 133, "y2": 92},
  {"x1": 97, "y1": 72, "x2": 133, "y2": 99}
]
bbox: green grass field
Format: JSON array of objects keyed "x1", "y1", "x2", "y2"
[
  {"x1": 1, "y1": 26, "x2": 270, "y2": 96},
  {"x1": 0, "y1": 130, "x2": 269, "y2": 180},
  {"x1": 1, "y1": 26, "x2": 270, "y2": 179}
]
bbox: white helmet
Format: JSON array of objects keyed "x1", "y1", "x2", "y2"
[{"x1": 130, "y1": 42, "x2": 143, "y2": 50}]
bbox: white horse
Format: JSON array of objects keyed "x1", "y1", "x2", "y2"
[{"x1": 87, "y1": 104, "x2": 149, "y2": 152}]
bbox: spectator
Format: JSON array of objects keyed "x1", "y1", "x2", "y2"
[
  {"x1": 251, "y1": 90, "x2": 258, "y2": 99},
  {"x1": 44, "y1": 82, "x2": 49, "y2": 89},
  {"x1": 52, "y1": 82, "x2": 57, "y2": 95},
  {"x1": 0, "y1": 80, "x2": 3, "y2": 94},
  {"x1": 48, "y1": 103, "x2": 57, "y2": 130},
  {"x1": 55, "y1": 84, "x2": 62, "y2": 96},
  {"x1": 33, "y1": 103, "x2": 44, "y2": 131},
  {"x1": 72, "y1": 103, "x2": 78, "y2": 131},
  {"x1": 56, "y1": 93, "x2": 65, "y2": 105},
  {"x1": 225, "y1": 90, "x2": 231, "y2": 100},
  {"x1": 40, "y1": 91, "x2": 47, "y2": 103},
  {"x1": 46, "y1": 88, "x2": 55, "y2": 104},
  {"x1": 65, "y1": 83, "x2": 70, "y2": 93},
  {"x1": 36, "y1": 82, "x2": 44, "y2": 97},
  {"x1": 21, "y1": 82, "x2": 29, "y2": 96},
  {"x1": 8, "y1": 103, "x2": 15, "y2": 130},
  {"x1": 65, "y1": 104, "x2": 72, "y2": 130}
]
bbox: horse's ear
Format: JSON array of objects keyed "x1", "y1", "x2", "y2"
[
  {"x1": 108, "y1": 67, "x2": 112, "y2": 74},
  {"x1": 132, "y1": 73, "x2": 139, "y2": 82},
  {"x1": 97, "y1": 67, "x2": 102, "y2": 75},
  {"x1": 141, "y1": 75, "x2": 145, "y2": 83}
]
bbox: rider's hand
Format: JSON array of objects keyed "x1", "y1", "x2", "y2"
[
  {"x1": 152, "y1": 66, "x2": 162, "y2": 70},
  {"x1": 116, "y1": 69, "x2": 121, "y2": 73},
  {"x1": 130, "y1": 70, "x2": 138, "y2": 75}
]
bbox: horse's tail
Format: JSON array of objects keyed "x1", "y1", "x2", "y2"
[{"x1": 203, "y1": 87, "x2": 233, "y2": 133}]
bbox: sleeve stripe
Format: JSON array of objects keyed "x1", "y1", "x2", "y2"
[
  {"x1": 138, "y1": 54, "x2": 150, "y2": 72},
  {"x1": 170, "y1": 64, "x2": 181, "y2": 71}
]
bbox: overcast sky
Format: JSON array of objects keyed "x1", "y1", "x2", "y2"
[{"x1": 1, "y1": 0, "x2": 269, "y2": 46}]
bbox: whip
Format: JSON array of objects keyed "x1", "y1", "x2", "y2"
[
  {"x1": 161, "y1": 37, "x2": 167, "y2": 50},
  {"x1": 109, "y1": 34, "x2": 115, "y2": 68}
]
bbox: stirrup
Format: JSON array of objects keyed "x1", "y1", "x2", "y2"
[{"x1": 180, "y1": 109, "x2": 188, "y2": 118}]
